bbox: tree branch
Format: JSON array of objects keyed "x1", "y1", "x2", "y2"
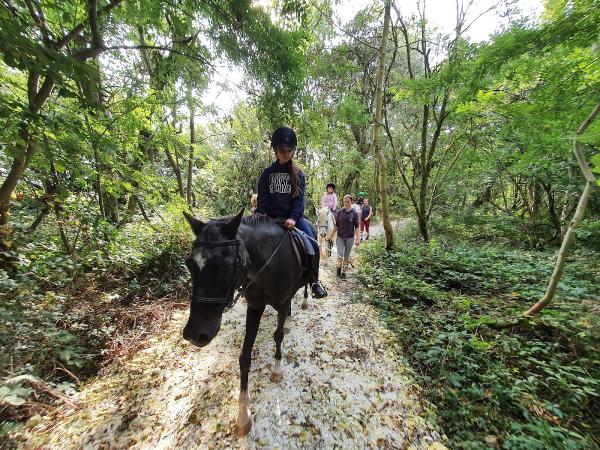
[
  {"x1": 25, "y1": 0, "x2": 52, "y2": 45},
  {"x1": 75, "y1": 45, "x2": 214, "y2": 67},
  {"x1": 392, "y1": 2, "x2": 414, "y2": 79},
  {"x1": 88, "y1": 0, "x2": 103, "y2": 49},
  {"x1": 525, "y1": 103, "x2": 600, "y2": 316},
  {"x1": 55, "y1": 0, "x2": 122, "y2": 50}
]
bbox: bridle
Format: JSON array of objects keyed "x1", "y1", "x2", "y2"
[
  {"x1": 318, "y1": 224, "x2": 327, "y2": 237},
  {"x1": 188, "y1": 239, "x2": 245, "y2": 310},
  {"x1": 318, "y1": 210, "x2": 333, "y2": 237},
  {"x1": 188, "y1": 229, "x2": 291, "y2": 310}
]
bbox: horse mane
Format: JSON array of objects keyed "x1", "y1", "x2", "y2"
[
  {"x1": 206, "y1": 213, "x2": 275, "y2": 228},
  {"x1": 241, "y1": 214, "x2": 276, "y2": 227},
  {"x1": 242, "y1": 214, "x2": 279, "y2": 227}
]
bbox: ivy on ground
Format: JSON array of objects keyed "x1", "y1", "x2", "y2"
[{"x1": 357, "y1": 223, "x2": 600, "y2": 449}]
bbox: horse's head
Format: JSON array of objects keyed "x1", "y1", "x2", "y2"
[
  {"x1": 182, "y1": 209, "x2": 246, "y2": 348},
  {"x1": 316, "y1": 207, "x2": 332, "y2": 237}
]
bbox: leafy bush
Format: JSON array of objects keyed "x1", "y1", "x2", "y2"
[
  {"x1": 358, "y1": 231, "x2": 600, "y2": 449},
  {"x1": 0, "y1": 203, "x2": 193, "y2": 437}
]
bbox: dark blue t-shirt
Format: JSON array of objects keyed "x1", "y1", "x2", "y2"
[{"x1": 255, "y1": 161, "x2": 306, "y2": 223}]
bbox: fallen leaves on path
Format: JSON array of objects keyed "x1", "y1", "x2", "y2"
[{"x1": 20, "y1": 221, "x2": 446, "y2": 449}]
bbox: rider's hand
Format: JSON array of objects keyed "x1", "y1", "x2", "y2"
[
  {"x1": 355, "y1": 238, "x2": 360, "y2": 246},
  {"x1": 284, "y1": 219, "x2": 296, "y2": 229}
]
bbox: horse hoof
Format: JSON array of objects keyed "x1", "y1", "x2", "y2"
[
  {"x1": 270, "y1": 371, "x2": 283, "y2": 383},
  {"x1": 235, "y1": 417, "x2": 253, "y2": 437},
  {"x1": 301, "y1": 302, "x2": 309, "y2": 310},
  {"x1": 283, "y1": 326, "x2": 290, "y2": 335}
]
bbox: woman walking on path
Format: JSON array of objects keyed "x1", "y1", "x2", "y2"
[{"x1": 332, "y1": 194, "x2": 360, "y2": 279}]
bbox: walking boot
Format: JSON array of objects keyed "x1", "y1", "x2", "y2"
[
  {"x1": 336, "y1": 266, "x2": 341, "y2": 277},
  {"x1": 308, "y1": 254, "x2": 327, "y2": 298}
]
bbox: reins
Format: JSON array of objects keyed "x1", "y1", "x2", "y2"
[
  {"x1": 233, "y1": 228, "x2": 292, "y2": 303},
  {"x1": 189, "y1": 228, "x2": 292, "y2": 310}
]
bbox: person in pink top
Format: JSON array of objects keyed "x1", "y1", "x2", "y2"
[{"x1": 321, "y1": 182, "x2": 337, "y2": 213}]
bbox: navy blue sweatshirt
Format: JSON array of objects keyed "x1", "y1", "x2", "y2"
[
  {"x1": 335, "y1": 207, "x2": 359, "y2": 238},
  {"x1": 255, "y1": 161, "x2": 305, "y2": 223}
]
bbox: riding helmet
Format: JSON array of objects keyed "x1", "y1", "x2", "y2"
[{"x1": 271, "y1": 126, "x2": 297, "y2": 148}]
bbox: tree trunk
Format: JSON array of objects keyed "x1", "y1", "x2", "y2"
[
  {"x1": 165, "y1": 147, "x2": 186, "y2": 198},
  {"x1": 49, "y1": 161, "x2": 71, "y2": 254},
  {"x1": 93, "y1": 140, "x2": 106, "y2": 219},
  {"x1": 373, "y1": 0, "x2": 393, "y2": 249},
  {"x1": 118, "y1": 194, "x2": 138, "y2": 228},
  {"x1": 103, "y1": 170, "x2": 120, "y2": 223},
  {"x1": 0, "y1": 75, "x2": 55, "y2": 224},
  {"x1": 372, "y1": 159, "x2": 380, "y2": 213},
  {"x1": 542, "y1": 182, "x2": 561, "y2": 242},
  {"x1": 0, "y1": 152, "x2": 30, "y2": 225},
  {"x1": 417, "y1": 214, "x2": 429, "y2": 242},
  {"x1": 525, "y1": 102, "x2": 600, "y2": 316},
  {"x1": 187, "y1": 84, "x2": 195, "y2": 206},
  {"x1": 28, "y1": 205, "x2": 50, "y2": 232},
  {"x1": 530, "y1": 182, "x2": 542, "y2": 246},
  {"x1": 342, "y1": 170, "x2": 360, "y2": 196},
  {"x1": 472, "y1": 182, "x2": 494, "y2": 207}
]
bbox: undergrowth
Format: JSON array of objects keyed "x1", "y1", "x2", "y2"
[
  {"x1": 357, "y1": 223, "x2": 600, "y2": 449},
  {"x1": 0, "y1": 204, "x2": 195, "y2": 440}
]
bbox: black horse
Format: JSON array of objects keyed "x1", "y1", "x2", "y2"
[{"x1": 182, "y1": 209, "x2": 314, "y2": 436}]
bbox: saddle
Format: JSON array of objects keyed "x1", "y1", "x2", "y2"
[
  {"x1": 266, "y1": 216, "x2": 315, "y2": 275},
  {"x1": 291, "y1": 228, "x2": 314, "y2": 256},
  {"x1": 271, "y1": 218, "x2": 314, "y2": 272},
  {"x1": 290, "y1": 228, "x2": 315, "y2": 272}
]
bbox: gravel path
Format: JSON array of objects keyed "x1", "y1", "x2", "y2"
[{"x1": 21, "y1": 221, "x2": 446, "y2": 449}]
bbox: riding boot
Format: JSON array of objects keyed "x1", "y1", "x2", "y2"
[
  {"x1": 336, "y1": 256, "x2": 342, "y2": 277},
  {"x1": 309, "y1": 254, "x2": 327, "y2": 298}
]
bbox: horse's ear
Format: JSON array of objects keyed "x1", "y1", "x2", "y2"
[
  {"x1": 183, "y1": 211, "x2": 205, "y2": 235},
  {"x1": 224, "y1": 208, "x2": 244, "y2": 236}
]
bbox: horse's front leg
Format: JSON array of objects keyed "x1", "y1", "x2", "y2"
[
  {"x1": 283, "y1": 304, "x2": 291, "y2": 335},
  {"x1": 319, "y1": 236, "x2": 329, "y2": 265},
  {"x1": 270, "y1": 301, "x2": 290, "y2": 383},
  {"x1": 236, "y1": 304, "x2": 265, "y2": 437},
  {"x1": 301, "y1": 284, "x2": 309, "y2": 309}
]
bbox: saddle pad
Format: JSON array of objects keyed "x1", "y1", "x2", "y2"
[
  {"x1": 289, "y1": 233, "x2": 305, "y2": 271},
  {"x1": 291, "y1": 228, "x2": 315, "y2": 256}
]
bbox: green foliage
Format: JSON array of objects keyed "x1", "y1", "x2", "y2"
[
  {"x1": 0, "y1": 201, "x2": 192, "y2": 388},
  {"x1": 358, "y1": 228, "x2": 600, "y2": 448},
  {"x1": 1, "y1": 0, "x2": 599, "y2": 444}
]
